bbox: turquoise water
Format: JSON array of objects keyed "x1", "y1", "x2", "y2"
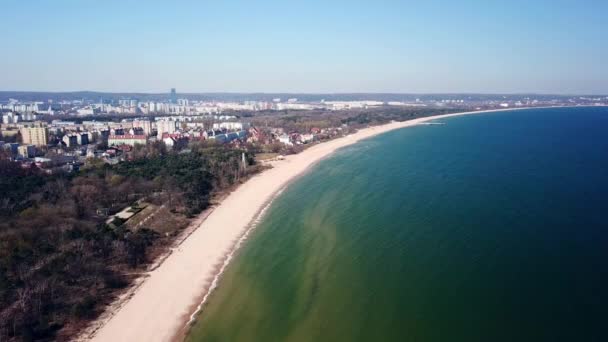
[{"x1": 187, "y1": 107, "x2": 608, "y2": 342}]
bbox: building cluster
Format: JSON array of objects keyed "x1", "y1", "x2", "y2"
[
  {"x1": 1, "y1": 107, "x2": 347, "y2": 173},
  {"x1": 3, "y1": 90, "x2": 608, "y2": 119},
  {"x1": 252, "y1": 125, "x2": 345, "y2": 147},
  {"x1": 3, "y1": 90, "x2": 608, "y2": 173},
  {"x1": 71, "y1": 98, "x2": 390, "y2": 115},
  {"x1": 0, "y1": 112, "x2": 255, "y2": 173}
]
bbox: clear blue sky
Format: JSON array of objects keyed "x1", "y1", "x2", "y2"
[{"x1": 1, "y1": 0, "x2": 606, "y2": 94}]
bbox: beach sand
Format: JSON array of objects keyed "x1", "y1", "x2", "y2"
[{"x1": 86, "y1": 108, "x2": 528, "y2": 342}]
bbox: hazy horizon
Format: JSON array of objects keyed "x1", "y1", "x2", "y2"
[
  {"x1": 1, "y1": 0, "x2": 607, "y2": 94},
  {"x1": 1, "y1": 90, "x2": 607, "y2": 96}
]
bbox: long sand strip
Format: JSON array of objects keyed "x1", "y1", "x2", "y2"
[{"x1": 89, "y1": 107, "x2": 535, "y2": 342}]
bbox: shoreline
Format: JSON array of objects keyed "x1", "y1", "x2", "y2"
[{"x1": 87, "y1": 106, "x2": 556, "y2": 342}]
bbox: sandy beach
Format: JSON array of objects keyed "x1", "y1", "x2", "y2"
[{"x1": 87, "y1": 107, "x2": 532, "y2": 342}]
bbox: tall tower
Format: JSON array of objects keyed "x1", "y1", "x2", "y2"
[{"x1": 170, "y1": 88, "x2": 177, "y2": 104}]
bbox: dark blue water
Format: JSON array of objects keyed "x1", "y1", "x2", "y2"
[{"x1": 188, "y1": 107, "x2": 608, "y2": 342}]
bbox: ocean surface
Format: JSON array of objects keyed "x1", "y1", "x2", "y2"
[{"x1": 187, "y1": 107, "x2": 608, "y2": 342}]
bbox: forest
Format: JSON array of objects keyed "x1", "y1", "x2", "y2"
[{"x1": 0, "y1": 143, "x2": 259, "y2": 341}]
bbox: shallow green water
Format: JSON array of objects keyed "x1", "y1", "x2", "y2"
[{"x1": 187, "y1": 107, "x2": 608, "y2": 342}]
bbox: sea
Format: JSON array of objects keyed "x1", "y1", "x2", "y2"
[{"x1": 186, "y1": 107, "x2": 608, "y2": 342}]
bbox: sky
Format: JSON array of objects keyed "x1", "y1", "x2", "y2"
[{"x1": 1, "y1": 0, "x2": 607, "y2": 94}]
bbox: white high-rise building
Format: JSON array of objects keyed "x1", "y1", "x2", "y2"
[
  {"x1": 148, "y1": 102, "x2": 157, "y2": 113},
  {"x1": 133, "y1": 119, "x2": 152, "y2": 136},
  {"x1": 156, "y1": 120, "x2": 177, "y2": 135},
  {"x1": 2, "y1": 112, "x2": 19, "y2": 124}
]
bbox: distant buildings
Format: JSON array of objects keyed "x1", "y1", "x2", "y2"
[
  {"x1": 278, "y1": 134, "x2": 292, "y2": 146},
  {"x1": 110, "y1": 127, "x2": 125, "y2": 136},
  {"x1": 299, "y1": 133, "x2": 314, "y2": 144},
  {"x1": 62, "y1": 134, "x2": 78, "y2": 147},
  {"x1": 133, "y1": 119, "x2": 152, "y2": 136},
  {"x1": 78, "y1": 133, "x2": 90, "y2": 145},
  {"x1": 3, "y1": 143, "x2": 19, "y2": 155},
  {"x1": 156, "y1": 120, "x2": 177, "y2": 135},
  {"x1": 20, "y1": 123, "x2": 48, "y2": 146},
  {"x1": 62, "y1": 132, "x2": 91, "y2": 147},
  {"x1": 20, "y1": 112, "x2": 37, "y2": 121},
  {"x1": 3, "y1": 92, "x2": 599, "y2": 176},
  {"x1": 108, "y1": 135, "x2": 147, "y2": 147},
  {"x1": 17, "y1": 145, "x2": 36, "y2": 158},
  {"x1": 209, "y1": 130, "x2": 248, "y2": 144},
  {"x1": 212, "y1": 122, "x2": 250, "y2": 131},
  {"x1": 387, "y1": 101, "x2": 427, "y2": 107},
  {"x1": 2, "y1": 112, "x2": 19, "y2": 124},
  {"x1": 76, "y1": 107, "x2": 99, "y2": 116},
  {"x1": 129, "y1": 127, "x2": 145, "y2": 136},
  {"x1": 1, "y1": 93, "x2": 605, "y2": 124},
  {"x1": 323, "y1": 101, "x2": 383, "y2": 110}
]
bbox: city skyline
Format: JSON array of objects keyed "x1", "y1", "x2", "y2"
[{"x1": 1, "y1": 0, "x2": 607, "y2": 94}]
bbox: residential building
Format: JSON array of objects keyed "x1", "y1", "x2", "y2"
[
  {"x1": 20, "y1": 112, "x2": 37, "y2": 121},
  {"x1": 2, "y1": 112, "x2": 19, "y2": 124},
  {"x1": 108, "y1": 135, "x2": 147, "y2": 147},
  {"x1": 212, "y1": 122, "x2": 250, "y2": 131},
  {"x1": 278, "y1": 134, "x2": 293, "y2": 146},
  {"x1": 156, "y1": 120, "x2": 177, "y2": 135},
  {"x1": 17, "y1": 145, "x2": 36, "y2": 158},
  {"x1": 3, "y1": 143, "x2": 19, "y2": 155},
  {"x1": 77, "y1": 132, "x2": 90, "y2": 145},
  {"x1": 20, "y1": 123, "x2": 48, "y2": 146},
  {"x1": 133, "y1": 119, "x2": 152, "y2": 136},
  {"x1": 129, "y1": 127, "x2": 145, "y2": 136},
  {"x1": 62, "y1": 134, "x2": 78, "y2": 147},
  {"x1": 110, "y1": 128, "x2": 125, "y2": 135}
]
